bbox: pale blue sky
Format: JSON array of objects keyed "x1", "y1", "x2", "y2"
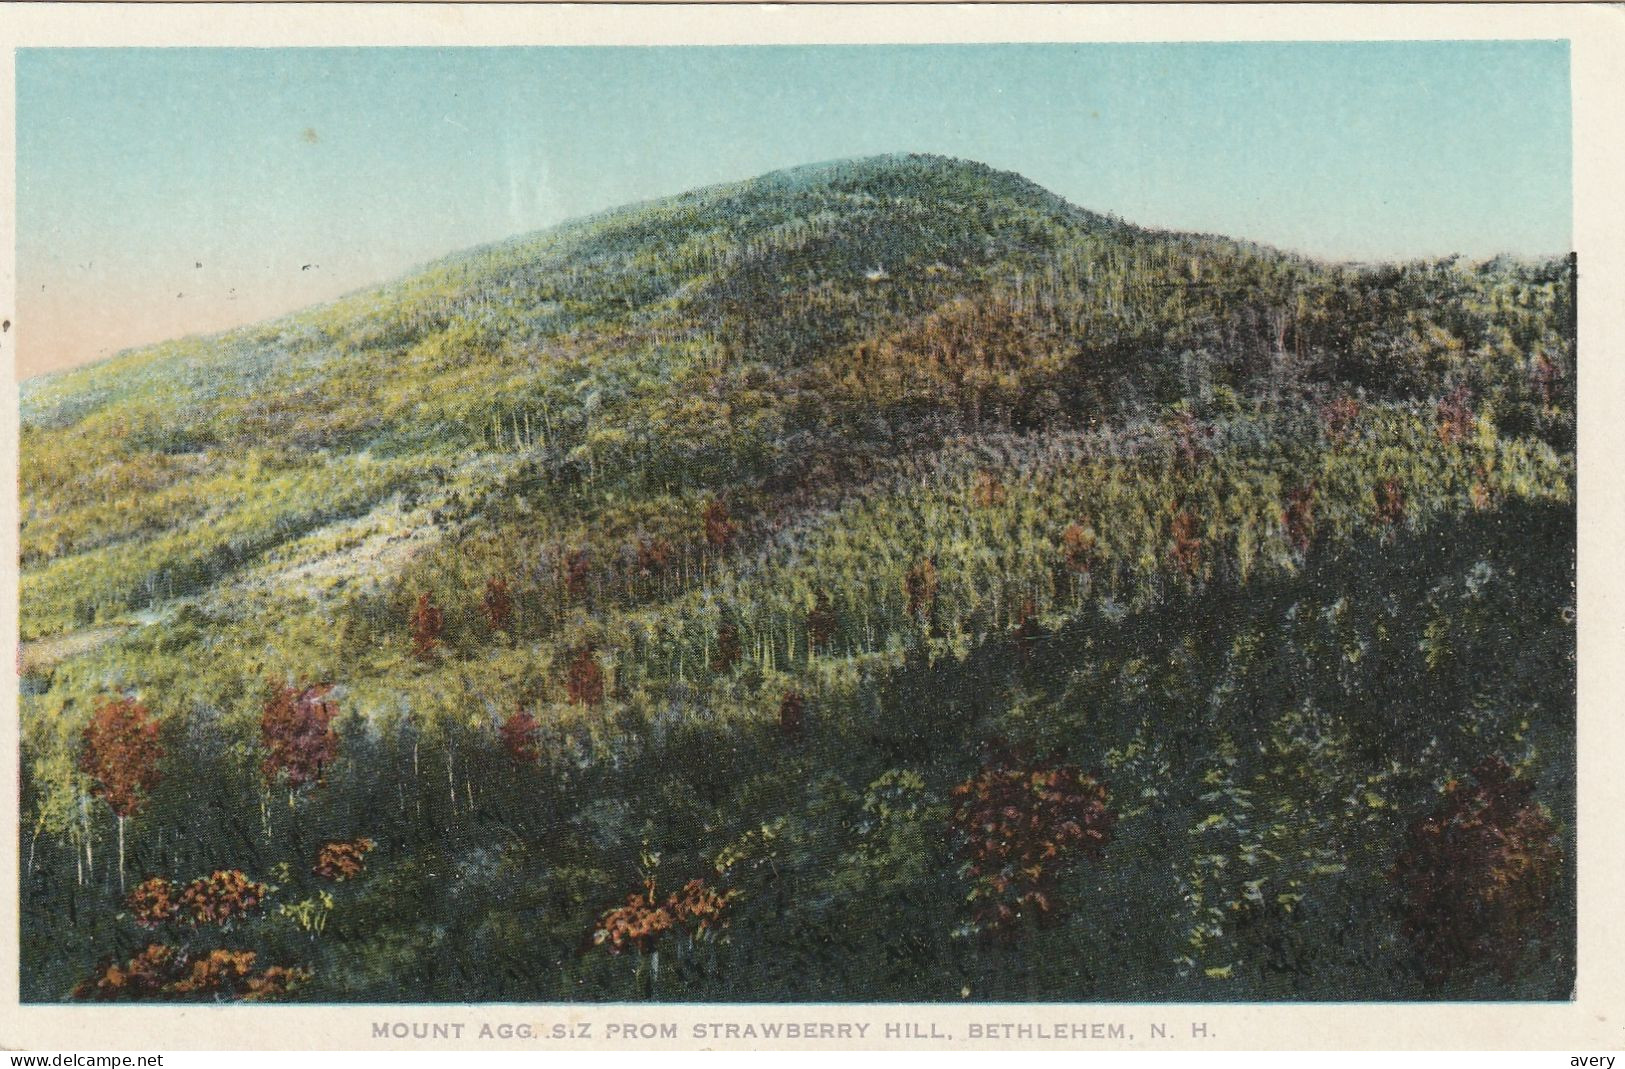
[{"x1": 16, "y1": 43, "x2": 1572, "y2": 377}]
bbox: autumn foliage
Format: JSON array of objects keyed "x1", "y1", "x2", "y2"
[
  {"x1": 949, "y1": 755, "x2": 1115, "y2": 937},
  {"x1": 126, "y1": 869, "x2": 268, "y2": 928},
  {"x1": 72, "y1": 944, "x2": 310, "y2": 1002},
  {"x1": 313, "y1": 838, "x2": 376, "y2": 882},
  {"x1": 636, "y1": 535, "x2": 674, "y2": 577},
  {"x1": 1436, "y1": 386, "x2": 1475, "y2": 445},
  {"x1": 409, "y1": 593, "x2": 444, "y2": 660},
  {"x1": 126, "y1": 876, "x2": 181, "y2": 927},
  {"x1": 566, "y1": 644, "x2": 606, "y2": 706},
  {"x1": 499, "y1": 708, "x2": 542, "y2": 764},
  {"x1": 1169, "y1": 508, "x2": 1203, "y2": 577},
  {"x1": 971, "y1": 470, "x2": 1006, "y2": 508},
  {"x1": 482, "y1": 576, "x2": 514, "y2": 632},
  {"x1": 592, "y1": 877, "x2": 736, "y2": 956},
  {"x1": 563, "y1": 548, "x2": 593, "y2": 600},
  {"x1": 1060, "y1": 520, "x2": 1099, "y2": 574},
  {"x1": 260, "y1": 683, "x2": 340, "y2": 790},
  {"x1": 79, "y1": 696, "x2": 164, "y2": 819},
  {"x1": 702, "y1": 498, "x2": 737, "y2": 549},
  {"x1": 179, "y1": 869, "x2": 270, "y2": 927},
  {"x1": 904, "y1": 558, "x2": 939, "y2": 619},
  {"x1": 1282, "y1": 484, "x2": 1316, "y2": 554},
  {"x1": 1390, "y1": 757, "x2": 1563, "y2": 984}
]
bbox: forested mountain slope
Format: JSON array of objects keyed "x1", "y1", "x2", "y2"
[{"x1": 19, "y1": 154, "x2": 1575, "y2": 1002}]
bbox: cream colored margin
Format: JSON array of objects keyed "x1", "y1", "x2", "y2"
[{"x1": 0, "y1": 3, "x2": 1620, "y2": 1052}]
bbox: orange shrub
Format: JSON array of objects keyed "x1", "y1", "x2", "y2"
[
  {"x1": 1375, "y1": 479, "x2": 1407, "y2": 527},
  {"x1": 178, "y1": 869, "x2": 268, "y2": 927},
  {"x1": 1320, "y1": 395, "x2": 1361, "y2": 443},
  {"x1": 971, "y1": 470, "x2": 1006, "y2": 507},
  {"x1": 126, "y1": 876, "x2": 180, "y2": 927},
  {"x1": 313, "y1": 838, "x2": 377, "y2": 882},
  {"x1": 592, "y1": 877, "x2": 736, "y2": 956},
  {"x1": 1436, "y1": 386, "x2": 1474, "y2": 444},
  {"x1": 72, "y1": 944, "x2": 310, "y2": 1002}
]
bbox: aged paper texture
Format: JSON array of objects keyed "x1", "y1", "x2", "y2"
[{"x1": 1, "y1": 1, "x2": 1622, "y2": 1051}]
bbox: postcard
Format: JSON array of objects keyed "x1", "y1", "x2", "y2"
[{"x1": 2, "y1": 1, "x2": 1622, "y2": 1052}]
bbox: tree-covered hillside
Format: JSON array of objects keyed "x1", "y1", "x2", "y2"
[{"x1": 18, "y1": 154, "x2": 1575, "y2": 1002}]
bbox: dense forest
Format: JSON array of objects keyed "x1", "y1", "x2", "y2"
[{"x1": 18, "y1": 154, "x2": 1575, "y2": 1001}]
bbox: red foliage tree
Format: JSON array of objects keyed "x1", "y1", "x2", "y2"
[
  {"x1": 80, "y1": 696, "x2": 163, "y2": 820},
  {"x1": 904, "y1": 558, "x2": 939, "y2": 619},
  {"x1": 260, "y1": 683, "x2": 340, "y2": 791},
  {"x1": 312, "y1": 838, "x2": 376, "y2": 882},
  {"x1": 499, "y1": 708, "x2": 542, "y2": 765},
  {"x1": 1169, "y1": 508, "x2": 1204, "y2": 577},
  {"x1": 566, "y1": 644, "x2": 606, "y2": 706},
  {"x1": 1531, "y1": 354, "x2": 1557, "y2": 406},
  {"x1": 702, "y1": 498, "x2": 737, "y2": 550},
  {"x1": 949, "y1": 754, "x2": 1115, "y2": 937},
  {"x1": 1282, "y1": 484, "x2": 1316, "y2": 554},
  {"x1": 409, "y1": 593, "x2": 444, "y2": 660},
  {"x1": 482, "y1": 577, "x2": 514, "y2": 632},
  {"x1": 1060, "y1": 520, "x2": 1099, "y2": 575},
  {"x1": 1390, "y1": 757, "x2": 1563, "y2": 984},
  {"x1": 79, "y1": 695, "x2": 164, "y2": 891}
]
